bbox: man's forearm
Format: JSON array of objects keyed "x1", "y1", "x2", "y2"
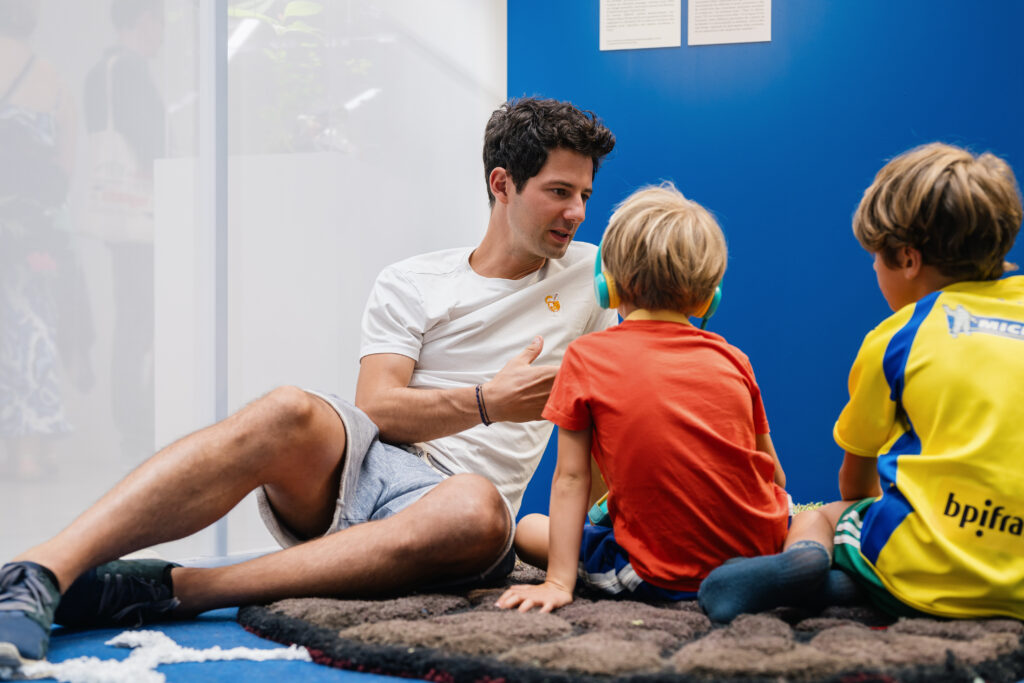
[
  {"x1": 355, "y1": 339, "x2": 554, "y2": 445},
  {"x1": 357, "y1": 385, "x2": 484, "y2": 445}
]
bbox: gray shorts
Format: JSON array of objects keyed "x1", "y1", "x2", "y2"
[{"x1": 255, "y1": 391, "x2": 515, "y2": 585}]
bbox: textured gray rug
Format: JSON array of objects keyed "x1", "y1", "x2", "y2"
[{"x1": 237, "y1": 564, "x2": 1024, "y2": 682}]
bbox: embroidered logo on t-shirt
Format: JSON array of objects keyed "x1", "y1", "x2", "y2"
[
  {"x1": 545, "y1": 294, "x2": 561, "y2": 312},
  {"x1": 943, "y1": 304, "x2": 1024, "y2": 341}
]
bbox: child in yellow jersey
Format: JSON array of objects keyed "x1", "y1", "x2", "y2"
[{"x1": 699, "y1": 142, "x2": 1024, "y2": 622}]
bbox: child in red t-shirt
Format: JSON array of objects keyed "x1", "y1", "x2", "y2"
[{"x1": 496, "y1": 183, "x2": 792, "y2": 612}]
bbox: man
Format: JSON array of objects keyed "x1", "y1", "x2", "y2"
[{"x1": 0, "y1": 97, "x2": 616, "y2": 667}]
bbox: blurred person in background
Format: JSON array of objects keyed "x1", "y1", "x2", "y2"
[
  {"x1": 0, "y1": 0, "x2": 90, "y2": 479},
  {"x1": 82, "y1": 0, "x2": 165, "y2": 462}
]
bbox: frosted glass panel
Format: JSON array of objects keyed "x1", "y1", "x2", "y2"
[
  {"x1": 163, "y1": 1, "x2": 508, "y2": 555},
  {"x1": 1, "y1": 1, "x2": 206, "y2": 561},
  {"x1": 2, "y1": 0, "x2": 506, "y2": 562}
]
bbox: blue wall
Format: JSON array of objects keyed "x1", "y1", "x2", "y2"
[{"x1": 512, "y1": 0, "x2": 1024, "y2": 514}]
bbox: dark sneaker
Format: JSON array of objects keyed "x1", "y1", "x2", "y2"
[
  {"x1": 54, "y1": 559, "x2": 181, "y2": 628},
  {"x1": 0, "y1": 562, "x2": 61, "y2": 667}
]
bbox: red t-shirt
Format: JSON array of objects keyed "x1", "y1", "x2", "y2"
[{"x1": 542, "y1": 319, "x2": 789, "y2": 591}]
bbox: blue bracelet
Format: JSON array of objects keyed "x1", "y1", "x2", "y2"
[{"x1": 475, "y1": 384, "x2": 492, "y2": 426}]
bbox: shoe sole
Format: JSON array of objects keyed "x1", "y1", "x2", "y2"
[{"x1": 0, "y1": 641, "x2": 41, "y2": 670}]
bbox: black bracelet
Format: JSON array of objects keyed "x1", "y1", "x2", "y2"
[{"x1": 475, "y1": 384, "x2": 492, "y2": 426}]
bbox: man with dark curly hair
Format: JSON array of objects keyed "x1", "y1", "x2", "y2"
[{"x1": 0, "y1": 97, "x2": 616, "y2": 669}]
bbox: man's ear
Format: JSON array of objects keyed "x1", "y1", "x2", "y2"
[
  {"x1": 489, "y1": 167, "x2": 513, "y2": 205},
  {"x1": 901, "y1": 246, "x2": 924, "y2": 279}
]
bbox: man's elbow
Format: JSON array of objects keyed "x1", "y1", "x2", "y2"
[{"x1": 355, "y1": 396, "x2": 398, "y2": 441}]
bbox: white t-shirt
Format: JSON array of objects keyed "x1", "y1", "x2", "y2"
[{"x1": 360, "y1": 241, "x2": 617, "y2": 513}]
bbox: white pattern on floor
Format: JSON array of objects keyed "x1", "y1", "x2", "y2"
[{"x1": 1, "y1": 629, "x2": 310, "y2": 683}]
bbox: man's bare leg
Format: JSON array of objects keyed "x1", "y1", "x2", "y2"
[
  {"x1": 13, "y1": 386, "x2": 347, "y2": 592},
  {"x1": 171, "y1": 473, "x2": 511, "y2": 612}
]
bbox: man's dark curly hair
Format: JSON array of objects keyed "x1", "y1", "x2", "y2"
[{"x1": 483, "y1": 97, "x2": 615, "y2": 207}]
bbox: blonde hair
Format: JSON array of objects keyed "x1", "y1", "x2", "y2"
[
  {"x1": 602, "y1": 182, "x2": 726, "y2": 312},
  {"x1": 853, "y1": 142, "x2": 1022, "y2": 280}
]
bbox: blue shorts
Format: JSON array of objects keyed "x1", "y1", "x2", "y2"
[
  {"x1": 577, "y1": 523, "x2": 696, "y2": 601},
  {"x1": 256, "y1": 391, "x2": 515, "y2": 585}
]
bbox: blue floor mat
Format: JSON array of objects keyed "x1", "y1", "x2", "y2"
[{"x1": 40, "y1": 608, "x2": 401, "y2": 682}]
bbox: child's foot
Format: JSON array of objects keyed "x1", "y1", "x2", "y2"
[
  {"x1": 0, "y1": 562, "x2": 61, "y2": 668},
  {"x1": 697, "y1": 540, "x2": 830, "y2": 623},
  {"x1": 818, "y1": 568, "x2": 866, "y2": 607}
]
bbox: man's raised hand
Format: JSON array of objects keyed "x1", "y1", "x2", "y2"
[{"x1": 482, "y1": 336, "x2": 558, "y2": 423}]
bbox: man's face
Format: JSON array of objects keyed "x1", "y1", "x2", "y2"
[{"x1": 505, "y1": 148, "x2": 594, "y2": 262}]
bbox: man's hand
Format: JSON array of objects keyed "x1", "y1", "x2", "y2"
[
  {"x1": 482, "y1": 336, "x2": 558, "y2": 423},
  {"x1": 495, "y1": 580, "x2": 573, "y2": 613}
]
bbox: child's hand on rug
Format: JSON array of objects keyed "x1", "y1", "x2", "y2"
[{"x1": 495, "y1": 581, "x2": 573, "y2": 613}]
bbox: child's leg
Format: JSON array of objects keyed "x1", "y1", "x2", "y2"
[
  {"x1": 787, "y1": 501, "x2": 864, "y2": 607},
  {"x1": 784, "y1": 501, "x2": 848, "y2": 550},
  {"x1": 698, "y1": 501, "x2": 855, "y2": 623},
  {"x1": 513, "y1": 513, "x2": 550, "y2": 570}
]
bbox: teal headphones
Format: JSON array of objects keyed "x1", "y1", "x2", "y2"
[
  {"x1": 593, "y1": 243, "x2": 620, "y2": 309},
  {"x1": 594, "y1": 242, "x2": 722, "y2": 330}
]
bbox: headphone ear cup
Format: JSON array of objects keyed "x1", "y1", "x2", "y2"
[
  {"x1": 593, "y1": 242, "x2": 619, "y2": 309},
  {"x1": 594, "y1": 272, "x2": 611, "y2": 308},
  {"x1": 605, "y1": 274, "x2": 620, "y2": 310},
  {"x1": 697, "y1": 285, "x2": 722, "y2": 330},
  {"x1": 693, "y1": 285, "x2": 722, "y2": 318},
  {"x1": 593, "y1": 272, "x2": 620, "y2": 309},
  {"x1": 704, "y1": 286, "x2": 722, "y2": 319}
]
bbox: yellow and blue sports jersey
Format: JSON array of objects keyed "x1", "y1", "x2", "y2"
[{"x1": 834, "y1": 275, "x2": 1024, "y2": 619}]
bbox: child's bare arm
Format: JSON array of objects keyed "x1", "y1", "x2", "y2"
[
  {"x1": 590, "y1": 456, "x2": 608, "y2": 505},
  {"x1": 496, "y1": 427, "x2": 592, "y2": 613},
  {"x1": 546, "y1": 428, "x2": 593, "y2": 590},
  {"x1": 756, "y1": 433, "x2": 786, "y2": 487},
  {"x1": 838, "y1": 451, "x2": 881, "y2": 499}
]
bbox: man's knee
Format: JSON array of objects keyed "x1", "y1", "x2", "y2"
[
  {"x1": 260, "y1": 386, "x2": 320, "y2": 430},
  {"x1": 235, "y1": 386, "x2": 344, "y2": 474},
  {"x1": 437, "y1": 474, "x2": 509, "y2": 554},
  {"x1": 246, "y1": 386, "x2": 343, "y2": 450}
]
